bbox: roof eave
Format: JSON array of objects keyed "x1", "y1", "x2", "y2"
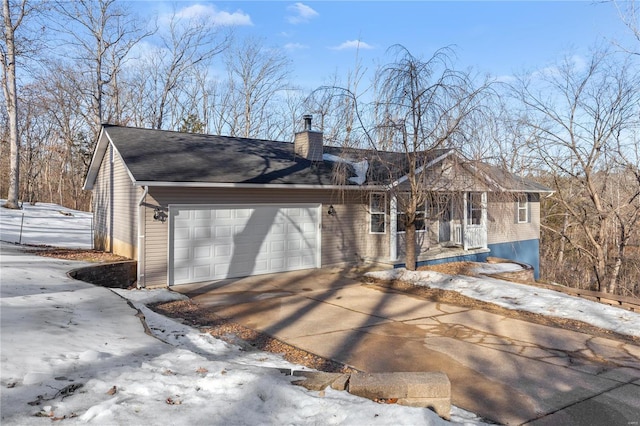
[
  {"x1": 82, "y1": 126, "x2": 109, "y2": 191},
  {"x1": 133, "y1": 181, "x2": 386, "y2": 191}
]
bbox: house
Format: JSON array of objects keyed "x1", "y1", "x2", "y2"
[{"x1": 83, "y1": 118, "x2": 553, "y2": 288}]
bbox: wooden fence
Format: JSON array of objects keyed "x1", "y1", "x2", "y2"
[
  {"x1": 485, "y1": 257, "x2": 640, "y2": 313},
  {"x1": 521, "y1": 280, "x2": 639, "y2": 313}
]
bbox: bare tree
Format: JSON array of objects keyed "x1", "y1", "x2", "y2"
[
  {"x1": 224, "y1": 37, "x2": 291, "y2": 138},
  {"x1": 372, "y1": 46, "x2": 490, "y2": 270},
  {"x1": 613, "y1": 0, "x2": 640, "y2": 54},
  {"x1": 306, "y1": 50, "x2": 368, "y2": 148},
  {"x1": 513, "y1": 49, "x2": 640, "y2": 294},
  {"x1": 1, "y1": 0, "x2": 28, "y2": 208},
  {"x1": 53, "y1": 0, "x2": 152, "y2": 139},
  {"x1": 136, "y1": 7, "x2": 229, "y2": 130}
]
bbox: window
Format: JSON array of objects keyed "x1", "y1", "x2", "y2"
[
  {"x1": 396, "y1": 202, "x2": 427, "y2": 233},
  {"x1": 517, "y1": 194, "x2": 529, "y2": 223},
  {"x1": 467, "y1": 192, "x2": 482, "y2": 225},
  {"x1": 370, "y1": 193, "x2": 386, "y2": 233}
]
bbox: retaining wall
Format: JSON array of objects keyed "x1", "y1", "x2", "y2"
[{"x1": 68, "y1": 261, "x2": 137, "y2": 288}]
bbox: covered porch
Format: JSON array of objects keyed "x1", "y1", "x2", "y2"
[{"x1": 389, "y1": 191, "x2": 489, "y2": 266}]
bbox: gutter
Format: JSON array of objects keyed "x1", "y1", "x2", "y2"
[
  {"x1": 131, "y1": 181, "x2": 386, "y2": 190},
  {"x1": 136, "y1": 185, "x2": 149, "y2": 288}
]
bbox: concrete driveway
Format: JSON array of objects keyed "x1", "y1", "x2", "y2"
[{"x1": 173, "y1": 268, "x2": 640, "y2": 425}]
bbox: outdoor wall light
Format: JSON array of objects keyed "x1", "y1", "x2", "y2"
[
  {"x1": 327, "y1": 205, "x2": 336, "y2": 216},
  {"x1": 153, "y1": 207, "x2": 167, "y2": 223}
]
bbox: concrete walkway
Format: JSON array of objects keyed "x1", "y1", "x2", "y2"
[{"x1": 174, "y1": 268, "x2": 640, "y2": 425}]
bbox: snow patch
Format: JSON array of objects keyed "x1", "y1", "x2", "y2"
[
  {"x1": 323, "y1": 153, "x2": 369, "y2": 185},
  {"x1": 366, "y1": 268, "x2": 640, "y2": 338}
]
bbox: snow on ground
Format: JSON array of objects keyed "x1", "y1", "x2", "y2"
[
  {"x1": 1, "y1": 243, "x2": 455, "y2": 425},
  {"x1": 1, "y1": 202, "x2": 476, "y2": 425},
  {"x1": 367, "y1": 269, "x2": 640, "y2": 339},
  {"x1": 0, "y1": 200, "x2": 92, "y2": 249},
  {"x1": 471, "y1": 262, "x2": 523, "y2": 275},
  {"x1": 4, "y1": 200, "x2": 639, "y2": 424}
]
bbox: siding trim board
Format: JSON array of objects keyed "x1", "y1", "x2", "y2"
[{"x1": 134, "y1": 181, "x2": 385, "y2": 191}]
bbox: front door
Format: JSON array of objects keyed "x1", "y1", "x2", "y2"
[
  {"x1": 463, "y1": 192, "x2": 487, "y2": 249},
  {"x1": 437, "y1": 194, "x2": 452, "y2": 243}
]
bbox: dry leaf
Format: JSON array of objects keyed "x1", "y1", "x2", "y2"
[{"x1": 166, "y1": 397, "x2": 182, "y2": 405}]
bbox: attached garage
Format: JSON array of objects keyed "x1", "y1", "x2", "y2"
[{"x1": 169, "y1": 204, "x2": 321, "y2": 285}]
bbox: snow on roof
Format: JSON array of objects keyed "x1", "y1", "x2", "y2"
[{"x1": 322, "y1": 153, "x2": 369, "y2": 185}]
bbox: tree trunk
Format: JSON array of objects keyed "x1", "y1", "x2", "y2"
[
  {"x1": 557, "y1": 212, "x2": 568, "y2": 265},
  {"x1": 595, "y1": 245, "x2": 606, "y2": 292},
  {"x1": 2, "y1": 0, "x2": 20, "y2": 209},
  {"x1": 405, "y1": 222, "x2": 417, "y2": 271}
]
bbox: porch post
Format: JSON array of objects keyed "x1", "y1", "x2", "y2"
[
  {"x1": 462, "y1": 192, "x2": 468, "y2": 250},
  {"x1": 389, "y1": 194, "x2": 398, "y2": 261},
  {"x1": 481, "y1": 191, "x2": 488, "y2": 249}
]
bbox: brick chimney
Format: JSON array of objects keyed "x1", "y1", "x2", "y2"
[{"x1": 294, "y1": 114, "x2": 323, "y2": 161}]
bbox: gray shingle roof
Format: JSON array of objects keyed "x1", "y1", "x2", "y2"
[
  {"x1": 89, "y1": 124, "x2": 552, "y2": 193},
  {"x1": 104, "y1": 125, "x2": 345, "y2": 186}
]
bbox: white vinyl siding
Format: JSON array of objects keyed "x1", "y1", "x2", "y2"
[{"x1": 91, "y1": 144, "x2": 138, "y2": 258}]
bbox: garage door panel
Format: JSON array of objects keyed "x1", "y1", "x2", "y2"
[
  {"x1": 193, "y1": 227, "x2": 211, "y2": 239},
  {"x1": 173, "y1": 227, "x2": 190, "y2": 241},
  {"x1": 270, "y1": 240, "x2": 285, "y2": 252},
  {"x1": 171, "y1": 204, "x2": 319, "y2": 285},
  {"x1": 193, "y1": 265, "x2": 212, "y2": 279},
  {"x1": 214, "y1": 245, "x2": 232, "y2": 257},
  {"x1": 194, "y1": 246, "x2": 211, "y2": 258}
]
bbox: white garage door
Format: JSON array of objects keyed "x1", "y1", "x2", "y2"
[{"x1": 169, "y1": 204, "x2": 320, "y2": 285}]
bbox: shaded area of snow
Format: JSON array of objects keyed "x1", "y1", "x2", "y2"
[
  {"x1": 0, "y1": 200, "x2": 92, "y2": 249},
  {"x1": 367, "y1": 269, "x2": 640, "y2": 338},
  {"x1": 1, "y1": 245, "x2": 460, "y2": 424},
  {"x1": 472, "y1": 262, "x2": 523, "y2": 275}
]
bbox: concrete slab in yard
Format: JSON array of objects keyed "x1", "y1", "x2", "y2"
[
  {"x1": 211, "y1": 294, "x2": 391, "y2": 340},
  {"x1": 287, "y1": 323, "x2": 543, "y2": 425},
  {"x1": 599, "y1": 367, "x2": 640, "y2": 382},
  {"x1": 305, "y1": 285, "x2": 468, "y2": 321},
  {"x1": 174, "y1": 268, "x2": 364, "y2": 307},
  {"x1": 177, "y1": 269, "x2": 640, "y2": 425},
  {"x1": 422, "y1": 336, "x2": 621, "y2": 414},
  {"x1": 348, "y1": 372, "x2": 451, "y2": 419},
  {"x1": 527, "y1": 382, "x2": 640, "y2": 425},
  {"x1": 411, "y1": 309, "x2": 592, "y2": 353}
]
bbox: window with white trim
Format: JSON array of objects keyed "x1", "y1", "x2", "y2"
[
  {"x1": 467, "y1": 192, "x2": 482, "y2": 225},
  {"x1": 396, "y1": 202, "x2": 427, "y2": 233},
  {"x1": 370, "y1": 193, "x2": 386, "y2": 233},
  {"x1": 517, "y1": 194, "x2": 529, "y2": 223}
]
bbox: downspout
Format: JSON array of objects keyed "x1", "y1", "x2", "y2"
[{"x1": 137, "y1": 185, "x2": 149, "y2": 288}]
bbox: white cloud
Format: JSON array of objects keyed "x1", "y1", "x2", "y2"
[
  {"x1": 171, "y1": 4, "x2": 253, "y2": 27},
  {"x1": 530, "y1": 54, "x2": 589, "y2": 81},
  {"x1": 330, "y1": 40, "x2": 374, "y2": 51},
  {"x1": 493, "y1": 74, "x2": 517, "y2": 84},
  {"x1": 284, "y1": 42, "x2": 308, "y2": 50},
  {"x1": 286, "y1": 2, "x2": 319, "y2": 24}
]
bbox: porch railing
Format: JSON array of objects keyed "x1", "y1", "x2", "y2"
[
  {"x1": 464, "y1": 225, "x2": 486, "y2": 249},
  {"x1": 453, "y1": 224, "x2": 462, "y2": 245}
]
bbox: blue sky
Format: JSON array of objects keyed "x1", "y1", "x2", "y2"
[{"x1": 132, "y1": 1, "x2": 635, "y2": 89}]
